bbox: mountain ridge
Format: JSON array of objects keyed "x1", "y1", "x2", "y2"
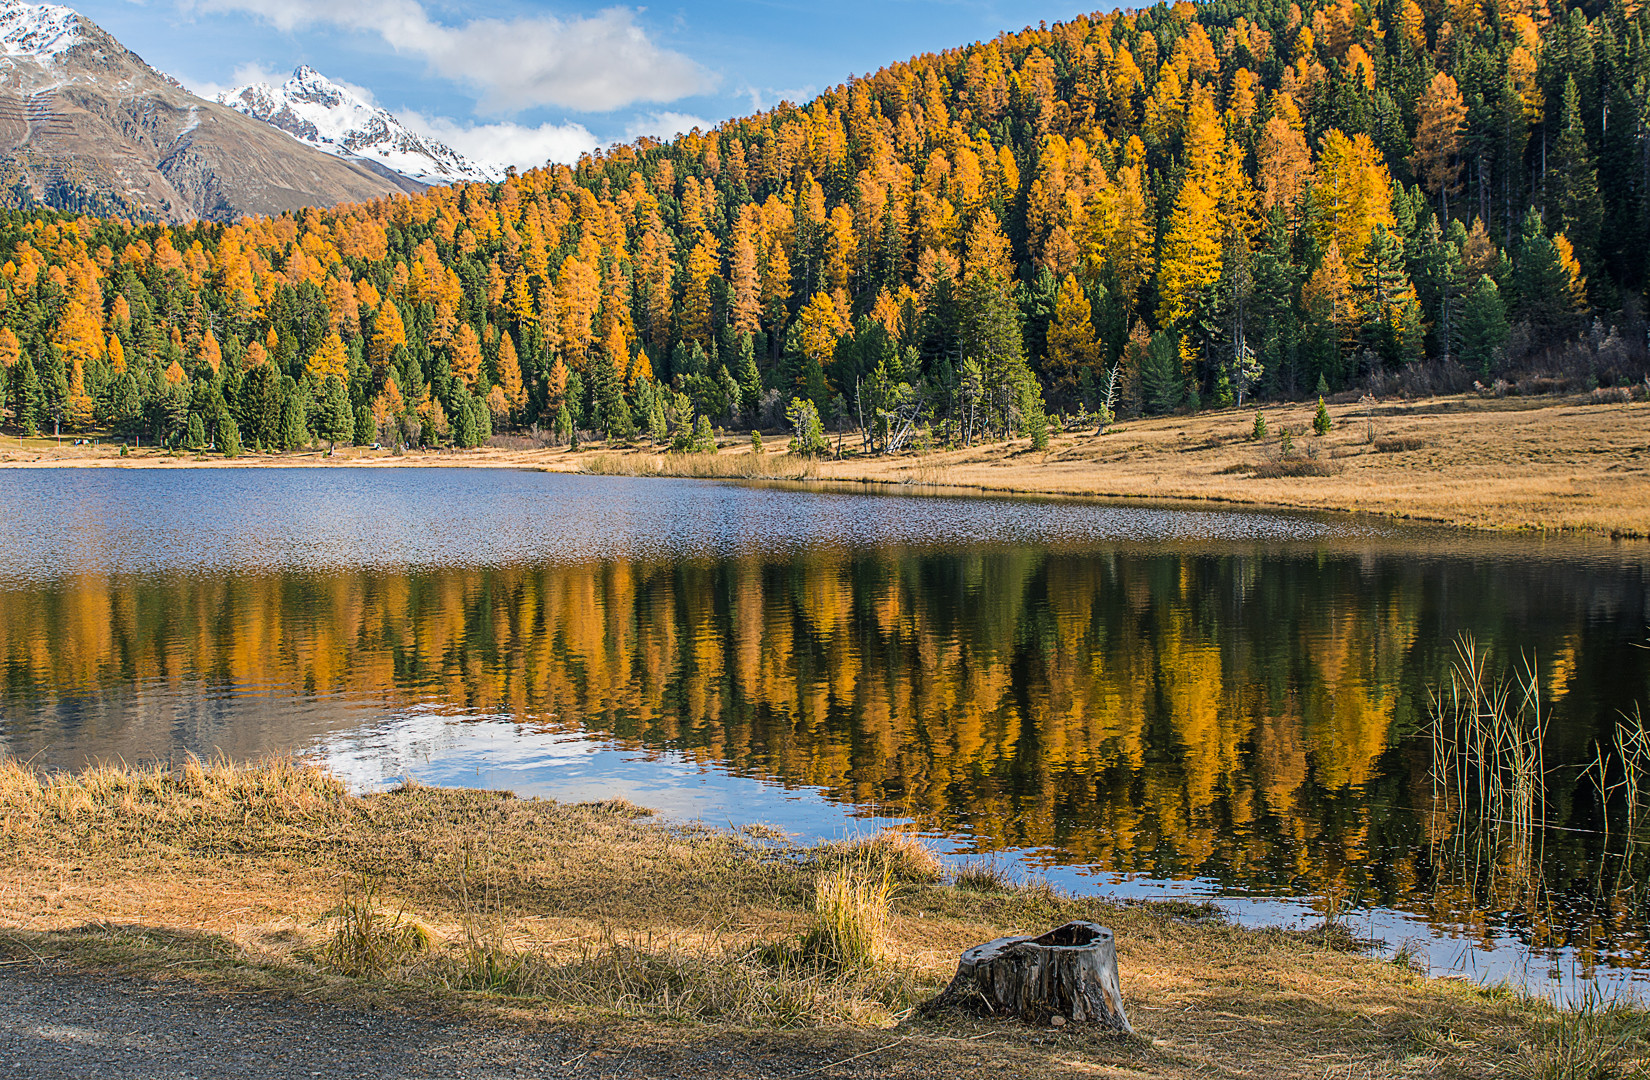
[
  {"x1": 218, "y1": 66, "x2": 497, "y2": 186},
  {"x1": 0, "y1": 0, "x2": 420, "y2": 221}
]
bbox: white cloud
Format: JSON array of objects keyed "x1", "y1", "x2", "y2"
[
  {"x1": 624, "y1": 110, "x2": 712, "y2": 141},
  {"x1": 743, "y1": 84, "x2": 816, "y2": 113},
  {"x1": 186, "y1": 0, "x2": 716, "y2": 112},
  {"x1": 180, "y1": 60, "x2": 286, "y2": 100},
  {"x1": 400, "y1": 111, "x2": 599, "y2": 171}
]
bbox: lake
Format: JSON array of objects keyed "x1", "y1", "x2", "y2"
[{"x1": 2, "y1": 467, "x2": 1647, "y2": 994}]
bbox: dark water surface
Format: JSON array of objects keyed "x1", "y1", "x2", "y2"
[{"x1": 2, "y1": 468, "x2": 1648, "y2": 993}]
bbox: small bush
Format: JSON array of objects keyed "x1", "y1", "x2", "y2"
[
  {"x1": 1252, "y1": 411, "x2": 1267, "y2": 440},
  {"x1": 1313, "y1": 397, "x2": 1333, "y2": 435},
  {"x1": 1373, "y1": 435, "x2": 1429, "y2": 453},
  {"x1": 1253, "y1": 458, "x2": 1341, "y2": 478},
  {"x1": 787, "y1": 398, "x2": 829, "y2": 457},
  {"x1": 750, "y1": 429, "x2": 763, "y2": 454}
]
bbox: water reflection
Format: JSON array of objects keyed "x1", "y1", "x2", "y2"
[{"x1": 1, "y1": 469, "x2": 1649, "y2": 984}]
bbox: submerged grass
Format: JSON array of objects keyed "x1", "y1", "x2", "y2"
[{"x1": 3, "y1": 754, "x2": 1649, "y2": 1077}]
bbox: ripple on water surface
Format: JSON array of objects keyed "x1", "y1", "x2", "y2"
[{"x1": 0, "y1": 467, "x2": 1385, "y2": 582}]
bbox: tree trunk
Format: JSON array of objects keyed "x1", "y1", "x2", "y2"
[{"x1": 925, "y1": 921, "x2": 1130, "y2": 1032}]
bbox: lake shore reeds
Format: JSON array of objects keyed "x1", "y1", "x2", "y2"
[
  {"x1": 3, "y1": 754, "x2": 1646, "y2": 1078},
  {"x1": 577, "y1": 449, "x2": 819, "y2": 481}
]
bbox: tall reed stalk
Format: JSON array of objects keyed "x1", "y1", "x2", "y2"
[{"x1": 1427, "y1": 635, "x2": 1551, "y2": 877}]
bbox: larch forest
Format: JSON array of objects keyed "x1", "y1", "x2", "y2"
[{"x1": 0, "y1": 0, "x2": 1645, "y2": 454}]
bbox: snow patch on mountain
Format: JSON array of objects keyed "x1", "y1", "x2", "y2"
[
  {"x1": 218, "y1": 66, "x2": 499, "y2": 185},
  {"x1": 0, "y1": 0, "x2": 81, "y2": 59}
]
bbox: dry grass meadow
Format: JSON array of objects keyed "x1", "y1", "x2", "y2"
[
  {"x1": 2, "y1": 755, "x2": 1646, "y2": 1078},
  {"x1": 5, "y1": 391, "x2": 1646, "y2": 537}
]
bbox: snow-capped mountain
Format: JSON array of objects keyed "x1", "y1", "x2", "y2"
[
  {"x1": 0, "y1": 0, "x2": 418, "y2": 221},
  {"x1": 219, "y1": 66, "x2": 498, "y2": 185},
  {"x1": 0, "y1": 0, "x2": 80, "y2": 59}
]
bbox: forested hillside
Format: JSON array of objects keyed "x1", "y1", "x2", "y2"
[{"x1": 2, "y1": 0, "x2": 1647, "y2": 453}]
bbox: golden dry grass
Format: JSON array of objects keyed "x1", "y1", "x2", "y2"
[
  {"x1": 3, "y1": 756, "x2": 1646, "y2": 1078},
  {"x1": 578, "y1": 448, "x2": 820, "y2": 480},
  {"x1": 6, "y1": 392, "x2": 1646, "y2": 537}
]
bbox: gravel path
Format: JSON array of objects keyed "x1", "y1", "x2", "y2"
[{"x1": 0, "y1": 963, "x2": 1054, "y2": 1079}]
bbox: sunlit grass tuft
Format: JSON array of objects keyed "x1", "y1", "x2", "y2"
[
  {"x1": 822, "y1": 828, "x2": 943, "y2": 883},
  {"x1": 1513, "y1": 986, "x2": 1650, "y2": 1080},
  {"x1": 952, "y1": 855, "x2": 1015, "y2": 892},
  {"x1": 317, "y1": 879, "x2": 436, "y2": 979},
  {"x1": 802, "y1": 864, "x2": 891, "y2": 970}
]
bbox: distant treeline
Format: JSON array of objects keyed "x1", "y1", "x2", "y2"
[{"x1": 2, "y1": 0, "x2": 1649, "y2": 452}]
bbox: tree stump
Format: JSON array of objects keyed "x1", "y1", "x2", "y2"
[{"x1": 926, "y1": 921, "x2": 1130, "y2": 1032}]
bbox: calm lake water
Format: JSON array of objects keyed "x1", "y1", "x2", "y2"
[{"x1": 2, "y1": 468, "x2": 1648, "y2": 994}]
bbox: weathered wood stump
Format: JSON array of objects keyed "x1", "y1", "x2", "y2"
[{"x1": 925, "y1": 921, "x2": 1130, "y2": 1032}]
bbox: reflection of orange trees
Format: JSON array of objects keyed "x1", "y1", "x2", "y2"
[{"x1": 2, "y1": 555, "x2": 1426, "y2": 888}]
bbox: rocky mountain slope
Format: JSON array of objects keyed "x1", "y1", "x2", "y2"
[
  {"x1": 219, "y1": 66, "x2": 496, "y2": 185},
  {"x1": 0, "y1": 0, "x2": 422, "y2": 222}
]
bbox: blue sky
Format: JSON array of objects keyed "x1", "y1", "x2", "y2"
[{"x1": 76, "y1": 0, "x2": 1105, "y2": 171}]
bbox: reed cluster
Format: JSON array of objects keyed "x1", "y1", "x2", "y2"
[
  {"x1": 576, "y1": 450, "x2": 818, "y2": 480},
  {"x1": 1586, "y1": 704, "x2": 1650, "y2": 841},
  {"x1": 1426, "y1": 635, "x2": 1550, "y2": 872}
]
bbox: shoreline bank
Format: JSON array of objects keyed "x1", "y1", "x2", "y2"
[
  {"x1": 2, "y1": 391, "x2": 1647, "y2": 538},
  {"x1": 0, "y1": 755, "x2": 1635, "y2": 1078}
]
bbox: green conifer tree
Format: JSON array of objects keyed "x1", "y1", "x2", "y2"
[
  {"x1": 320, "y1": 377, "x2": 354, "y2": 450},
  {"x1": 1140, "y1": 332, "x2": 1182, "y2": 415},
  {"x1": 14, "y1": 356, "x2": 43, "y2": 436},
  {"x1": 1548, "y1": 75, "x2": 1603, "y2": 273},
  {"x1": 1513, "y1": 208, "x2": 1577, "y2": 344},
  {"x1": 278, "y1": 390, "x2": 309, "y2": 451},
  {"x1": 1460, "y1": 275, "x2": 1511, "y2": 378},
  {"x1": 218, "y1": 411, "x2": 242, "y2": 458}
]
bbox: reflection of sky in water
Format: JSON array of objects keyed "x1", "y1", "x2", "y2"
[
  {"x1": 0, "y1": 467, "x2": 1397, "y2": 585},
  {"x1": 317, "y1": 709, "x2": 1642, "y2": 1002}
]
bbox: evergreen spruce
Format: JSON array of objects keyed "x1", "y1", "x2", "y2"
[
  {"x1": 1140, "y1": 332, "x2": 1182, "y2": 415},
  {"x1": 1513, "y1": 209, "x2": 1576, "y2": 344},
  {"x1": 15, "y1": 356, "x2": 41, "y2": 436},
  {"x1": 278, "y1": 389, "x2": 309, "y2": 451},
  {"x1": 217, "y1": 408, "x2": 242, "y2": 458},
  {"x1": 1460, "y1": 276, "x2": 1511, "y2": 378},
  {"x1": 1548, "y1": 76, "x2": 1604, "y2": 274}
]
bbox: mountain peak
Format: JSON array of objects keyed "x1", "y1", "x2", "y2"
[
  {"x1": 0, "y1": 0, "x2": 83, "y2": 60},
  {"x1": 219, "y1": 65, "x2": 497, "y2": 186}
]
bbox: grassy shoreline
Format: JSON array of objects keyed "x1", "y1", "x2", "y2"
[
  {"x1": 2, "y1": 755, "x2": 1645, "y2": 1078},
  {"x1": 3, "y1": 391, "x2": 1647, "y2": 538}
]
